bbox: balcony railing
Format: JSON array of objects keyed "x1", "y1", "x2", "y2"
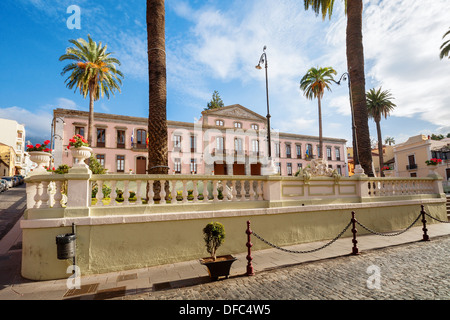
[{"x1": 407, "y1": 164, "x2": 418, "y2": 170}]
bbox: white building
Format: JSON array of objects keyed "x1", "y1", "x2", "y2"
[{"x1": 0, "y1": 118, "x2": 27, "y2": 175}]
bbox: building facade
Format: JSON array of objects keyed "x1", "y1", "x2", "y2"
[
  {"x1": 53, "y1": 105, "x2": 348, "y2": 176},
  {"x1": 394, "y1": 134, "x2": 450, "y2": 181},
  {"x1": 0, "y1": 118, "x2": 27, "y2": 175}
]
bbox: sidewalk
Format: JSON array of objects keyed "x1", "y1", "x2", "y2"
[{"x1": 1, "y1": 215, "x2": 449, "y2": 300}]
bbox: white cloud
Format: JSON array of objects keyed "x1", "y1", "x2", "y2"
[{"x1": 0, "y1": 106, "x2": 52, "y2": 140}]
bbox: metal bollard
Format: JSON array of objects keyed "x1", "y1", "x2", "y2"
[
  {"x1": 351, "y1": 211, "x2": 360, "y2": 255},
  {"x1": 421, "y1": 205, "x2": 430, "y2": 241},
  {"x1": 246, "y1": 221, "x2": 255, "y2": 276}
]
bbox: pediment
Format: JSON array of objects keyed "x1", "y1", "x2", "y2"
[{"x1": 206, "y1": 104, "x2": 266, "y2": 122}]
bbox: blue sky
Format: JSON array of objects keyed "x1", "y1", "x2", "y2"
[{"x1": 1, "y1": 0, "x2": 449, "y2": 146}]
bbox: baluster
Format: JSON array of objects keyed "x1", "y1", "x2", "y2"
[
  {"x1": 96, "y1": 180, "x2": 104, "y2": 206},
  {"x1": 212, "y1": 180, "x2": 219, "y2": 203},
  {"x1": 160, "y1": 180, "x2": 167, "y2": 205},
  {"x1": 171, "y1": 180, "x2": 178, "y2": 204},
  {"x1": 110, "y1": 181, "x2": 117, "y2": 206},
  {"x1": 203, "y1": 180, "x2": 209, "y2": 202},
  {"x1": 135, "y1": 180, "x2": 142, "y2": 205},
  {"x1": 40, "y1": 181, "x2": 50, "y2": 208},
  {"x1": 222, "y1": 180, "x2": 229, "y2": 201},
  {"x1": 148, "y1": 180, "x2": 154, "y2": 205},
  {"x1": 258, "y1": 180, "x2": 264, "y2": 201},
  {"x1": 26, "y1": 182, "x2": 37, "y2": 209},
  {"x1": 193, "y1": 180, "x2": 199, "y2": 203},
  {"x1": 249, "y1": 180, "x2": 255, "y2": 201},
  {"x1": 231, "y1": 180, "x2": 238, "y2": 202},
  {"x1": 53, "y1": 180, "x2": 63, "y2": 208},
  {"x1": 34, "y1": 182, "x2": 42, "y2": 208},
  {"x1": 239, "y1": 180, "x2": 246, "y2": 201},
  {"x1": 123, "y1": 180, "x2": 130, "y2": 205}
]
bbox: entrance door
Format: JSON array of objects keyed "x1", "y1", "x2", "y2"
[
  {"x1": 233, "y1": 162, "x2": 246, "y2": 175},
  {"x1": 214, "y1": 162, "x2": 227, "y2": 175},
  {"x1": 251, "y1": 163, "x2": 261, "y2": 176},
  {"x1": 136, "y1": 156, "x2": 147, "y2": 174}
]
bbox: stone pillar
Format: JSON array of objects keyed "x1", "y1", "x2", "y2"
[{"x1": 66, "y1": 166, "x2": 92, "y2": 213}]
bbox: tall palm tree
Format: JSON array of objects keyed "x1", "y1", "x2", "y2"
[
  {"x1": 384, "y1": 136, "x2": 395, "y2": 146},
  {"x1": 440, "y1": 28, "x2": 450, "y2": 60},
  {"x1": 300, "y1": 66, "x2": 337, "y2": 159},
  {"x1": 303, "y1": 0, "x2": 374, "y2": 176},
  {"x1": 59, "y1": 35, "x2": 123, "y2": 145},
  {"x1": 147, "y1": 0, "x2": 168, "y2": 175},
  {"x1": 366, "y1": 87, "x2": 396, "y2": 177}
]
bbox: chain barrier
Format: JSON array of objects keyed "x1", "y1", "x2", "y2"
[
  {"x1": 356, "y1": 212, "x2": 422, "y2": 237},
  {"x1": 251, "y1": 221, "x2": 352, "y2": 254},
  {"x1": 424, "y1": 211, "x2": 450, "y2": 224}
]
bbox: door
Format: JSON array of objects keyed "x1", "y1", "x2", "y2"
[
  {"x1": 214, "y1": 162, "x2": 227, "y2": 175},
  {"x1": 251, "y1": 163, "x2": 261, "y2": 176},
  {"x1": 136, "y1": 156, "x2": 147, "y2": 174},
  {"x1": 233, "y1": 162, "x2": 246, "y2": 175}
]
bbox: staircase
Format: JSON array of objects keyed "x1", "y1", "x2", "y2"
[{"x1": 447, "y1": 195, "x2": 450, "y2": 221}]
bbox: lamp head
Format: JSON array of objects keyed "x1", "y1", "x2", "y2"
[{"x1": 255, "y1": 64, "x2": 262, "y2": 70}]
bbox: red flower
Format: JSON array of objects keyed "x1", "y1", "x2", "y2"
[
  {"x1": 67, "y1": 145, "x2": 70, "y2": 149},
  {"x1": 44, "y1": 148, "x2": 51, "y2": 152},
  {"x1": 35, "y1": 144, "x2": 41, "y2": 148},
  {"x1": 44, "y1": 140, "x2": 50, "y2": 145},
  {"x1": 27, "y1": 145, "x2": 33, "y2": 148}
]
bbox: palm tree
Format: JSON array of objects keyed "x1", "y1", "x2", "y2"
[
  {"x1": 440, "y1": 28, "x2": 450, "y2": 60},
  {"x1": 147, "y1": 0, "x2": 168, "y2": 175},
  {"x1": 366, "y1": 87, "x2": 396, "y2": 177},
  {"x1": 303, "y1": 0, "x2": 374, "y2": 176},
  {"x1": 59, "y1": 35, "x2": 123, "y2": 145},
  {"x1": 384, "y1": 137, "x2": 395, "y2": 146},
  {"x1": 300, "y1": 66, "x2": 337, "y2": 159}
]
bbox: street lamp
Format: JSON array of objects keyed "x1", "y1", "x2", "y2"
[
  {"x1": 256, "y1": 46, "x2": 277, "y2": 175},
  {"x1": 50, "y1": 116, "x2": 66, "y2": 167},
  {"x1": 332, "y1": 72, "x2": 362, "y2": 174}
]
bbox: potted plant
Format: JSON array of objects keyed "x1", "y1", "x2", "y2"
[
  {"x1": 199, "y1": 222, "x2": 236, "y2": 280},
  {"x1": 425, "y1": 158, "x2": 442, "y2": 177},
  {"x1": 381, "y1": 166, "x2": 394, "y2": 177},
  {"x1": 67, "y1": 134, "x2": 92, "y2": 169},
  {"x1": 27, "y1": 140, "x2": 52, "y2": 174}
]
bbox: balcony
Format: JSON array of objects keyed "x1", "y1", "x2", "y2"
[{"x1": 406, "y1": 164, "x2": 418, "y2": 170}]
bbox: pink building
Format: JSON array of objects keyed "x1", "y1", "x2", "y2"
[{"x1": 53, "y1": 105, "x2": 348, "y2": 176}]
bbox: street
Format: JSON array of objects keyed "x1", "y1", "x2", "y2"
[
  {"x1": 0, "y1": 184, "x2": 26, "y2": 241},
  {"x1": 129, "y1": 235, "x2": 450, "y2": 301}
]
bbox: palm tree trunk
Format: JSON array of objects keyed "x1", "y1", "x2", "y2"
[
  {"x1": 375, "y1": 119, "x2": 384, "y2": 177},
  {"x1": 346, "y1": 0, "x2": 373, "y2": 176},
  {"x1": 147, "y1": 0, "x2": 168, "y2": 175},
  {"x1": 317, "y1": 95, "x2": 323, "y2": 159},
  {"x1": 88, "y1": 89, "x2": 95, "y2": 146}
]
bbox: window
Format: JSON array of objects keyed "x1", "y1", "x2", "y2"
[
  {"x1": 296, "y1": 145, "x2": 302, "y2": 159},
  {"x1": 234, "y1": 138, "x2": 243, "y2": 154},
  {"x1": 97, "y1": 128, "x2": 106, "y2": 148},
  {"x1": 317, "y1": 146, "x2": 321, "y2": 159},
  {"x1": 174, "y1": 158, "x2": 181, "y2": 174},
  {"x1": 116, "y1": 155, "x2": 125, "y2": 173},
  {"x1": 190, "y1": 135, "x2": 196, "y2": 153},
  {"x1": 17, "y1": 131, "x2": 23, "y2": 139},
  {"x1": 335, "y1": 148, "x2": 341, "y2": 161},
  {"x1": 252, "y1": 140, "x2": 260, "y2": 154},
  {"x1": 190, "y1": 159, "x2": 197, "y2": 174},
  {"x1": 327, "y1": 147, "x2": 332, "y2": 161},
  {"x1": 306, "y1": 144, "x2": 313, "y2": 159},
  {"x1": 251, "y1": 124, "x2": 259, "y2": 130},
  {"x1": 234, "y1": 122, "x2": 242, "y2": 128},
  {"x1": 117, "y1": 130, "x2": 126, "y2": 149},
  {"x1": 287, "y1": 163, "x2": 293, "y2": 176},
  {"x1": 276, "y1": 162, "x2": 281, "y2": 175},
  {"x1": 275, "y1": 143, "x2": 280, "y2": 158},
  {"x1": 75, "y1": 126, "x2": 85, "y2": 138},
  {"x1": 173, "y1": 135, "x2": 182, "y2": 151},
  {"x1": 136, "y1": 129, "x2": 147, "y2": 148},
  {"x1": 337, "y1": 165, "x2": 342, "y2": 175},
  {"x1": 286, "y1": 144, "x2": 291, "y2": 158},
  {"x1": 407, "y1": 155, "x2": 417, "y2": 170},
  {"x1": 216, "y1": 136, "x2": 224, "y2": 151},
  {"x1": 297, "y1": 163, "x2": 303, "y2": 170},
  {"x1": 216, "y1": 120, "x2": 224, "y2": 126},
  {"x1": 96, "y1": 154, "x2": 105, "y2": 167}
]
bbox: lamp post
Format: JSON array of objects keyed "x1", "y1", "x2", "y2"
[
  {"x1": 332, "y1": 72, "x2": 362, "y2": 174},
  {"x1": 50, "y1": 116, "x2": 66, "y2": 167},
  {"x1": 256, "y1": 46, "x2": 277, "y2": 175}
]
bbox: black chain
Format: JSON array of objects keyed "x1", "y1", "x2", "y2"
[
  {"x1": 252, "y1": 221, "x2": 352, "y2": 254},
  {"x1": 355, "y1": 212, "x2": 422, "y2": 237},
  {"x1": 424, "y1": 211, "x2": 450, "y2": 224}
]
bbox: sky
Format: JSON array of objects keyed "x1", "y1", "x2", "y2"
[{"x1": 0, "y1": 0, "x2": 449, "y2": 147}]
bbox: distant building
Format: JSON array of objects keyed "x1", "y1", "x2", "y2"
[
  {"x1": 394, "y1": 134, "x2": 450, "y2": 180},
  {"x1": 0, "y1": 118, "x2": 27, "y2": 175},
  {"x1": 372, "y1": 145, "x2": 395, "y2": 176},
  {"x1": 53, "y1": 105, "x2": 348, "y2": 176}
]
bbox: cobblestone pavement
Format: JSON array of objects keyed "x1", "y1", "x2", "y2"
[{"x1": 127, "y1": 235, "x2": 450, "y2": 301}]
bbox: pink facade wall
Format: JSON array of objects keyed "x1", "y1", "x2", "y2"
[{"x1": 54, "y1": 106, "x2": 348, "y2": 176}]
